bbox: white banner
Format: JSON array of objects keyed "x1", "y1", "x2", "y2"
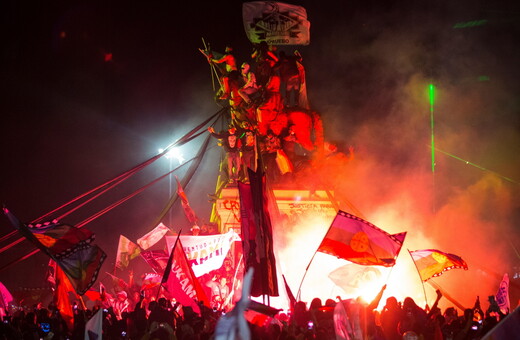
[
  {"x1": 243, "y1": 1, "x2": 310, "y2": 45},
  {"x1": 137, "y1": 223, "x2": 170, "y2": 250},
  {"x1": 166, "y1": 230, "x2": 241, "y2": 278}
]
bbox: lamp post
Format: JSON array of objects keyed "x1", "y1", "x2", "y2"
[{"x1": 158, "y1": 147, "x2": 185, "y2": 227}]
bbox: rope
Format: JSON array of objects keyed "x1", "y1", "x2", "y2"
[{"x1": 0, "y1": 109, "x2": 225, "y2": 264}]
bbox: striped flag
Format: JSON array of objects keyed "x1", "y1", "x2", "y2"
[
  {"x1": 3, "y1": 208, "x2": 106, "y2": 295},
  {"x1": 409, "y1": 249, "x2": 468, "y2": 282},
  {"x1": 318, "y1": 211, "x2": 406, "y2": 267}
]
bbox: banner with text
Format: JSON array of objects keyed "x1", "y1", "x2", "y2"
[{"x1": 166, "y1": 230, "x2": 241, "y2": 277}]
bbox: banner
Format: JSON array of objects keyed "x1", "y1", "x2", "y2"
[
  {"x1": 238, "y1": 169, "x2": 279, "y2": 297},
  {"x1": 137, "y1": 223, "x2": 171, "y2": 250},
  {"x1": 318, "y1": 211, "x2": 406, "y2": 267},
  {"x1": 165, "y1": 230, "x2": 241, "y2": 277},
  {"x1": 243, "y1": 1, "x2": 310, "y2": 45}
]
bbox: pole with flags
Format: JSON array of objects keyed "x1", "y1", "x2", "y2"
[
  {"x1": 408, "y1": 249, "x2": 429, "y2": 307},
  {"x1": 296, "y1": 210, "x2": 406, "y2": 301},
  {"x1": 156, "y1": 228, "x2": 182, "y2": 300}
]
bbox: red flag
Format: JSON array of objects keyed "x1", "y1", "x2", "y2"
[
  {"x1": 140, "y1": 250, "x2": 169, "y2": 273},
  {"x1": 164, "y1": 237, "x2": 209, "y2": 314},
  {"x1": 105, "y1": 272, "x2": 129, "y2": 290},
  {"x1": 409, "y1": 249, "x2": 468, "y2": 282},
  {"x1": 238, "y1": 169, "x2": 279, "y2": 297},
  {"x1": 55, "y1": 264, "x2": 78, "y2": 332},
  {"x1": 318, "y1": 211, "x2": 406, "y2": 267},
  {"x1": 115, "y1": 235, "x2": 141, "y2": 269},
  {"x1": 175, "y1": 175, "x2": 199, "y2": 225}
]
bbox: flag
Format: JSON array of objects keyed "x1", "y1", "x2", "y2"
[
  {"x1": 238, "y1": 168, "x2": 279, "y2": 297},
  {"x1": 137, "y1": 223, "x2": 171, "y2": 250},
  {"x1": 409, "y1": 249, "x2": 468, "y2": 282},
  {"x1": 85, "y1": 308, "x2": 103, "y2": 340},
  {"x1": 495, "y1": 273, "x2": 510, "y2": 314},
  {"x1": 141, "y1": 273, "x2": 162, "y2": 291},
  {"x1": 163, "y1": 237, "x2": 209, "y2": 314},
  {"x1": 140, "y1": 250, "x2": 170, "y2": 273},
  {"x1": 282, "y1": 275, "x2": 296, "y2": 311},
  {"x1": 105, "y1": 272, "x2": 128, "y2": 290},
  {"x1": 0, "y1": 281, "x2": 13, "y2": 321},
  {"x1": 3, "y1": 208, "x2": 106, "y2": 295},
  {"x1": 334, "y1": 299, "x2": 363, "y2": 340},
  {"x1": 243, "y1": 1, "x2": 311, "y2": 45},
  {"x1": 214, "y1": 268, "x2": 254, "y2": 340},
  {"x1": 55, "y1": 264, "x2": 78, "y2": 331},
  {"x1": 175, "y1": 175, "x2": 199, "y2": 225},
  {"x1": 328, "y1": 264, "x2": 384, "y2": 295},
  {"x1": 115, "y1": 235, "x2": 141, "y2": 269},
  {"x1": 166, "y1": 230, "x2": 241, "y2": 277},
  {"x1": 318, "y1": 211, "x2": 406, "y2": 267}
]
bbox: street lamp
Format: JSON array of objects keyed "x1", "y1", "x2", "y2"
[{"x1": 158, "y1": 147, "x2": 185, "y2": 226}]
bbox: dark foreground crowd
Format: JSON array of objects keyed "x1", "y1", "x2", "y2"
[{"x1": 0, "y1": 291, "x2": 514, "y2": 340}]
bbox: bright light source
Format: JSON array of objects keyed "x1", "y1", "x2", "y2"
[{"x1": 158, "y1": 147, "x2": 185, "y2": 164}]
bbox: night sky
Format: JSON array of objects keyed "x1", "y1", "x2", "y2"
[{"x1": 2, "y1": 0, "x2": 519, "y2": 307}]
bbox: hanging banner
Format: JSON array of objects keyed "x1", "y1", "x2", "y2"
[
  {"x1": 243, "y1": 1, "x2": 311, "y2": 45},
  {"x1": 166, "y1": 230, "x2": 241, "y2": 277}
]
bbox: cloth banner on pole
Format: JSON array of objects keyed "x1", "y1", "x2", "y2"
[
  {"x1": 409, "y1": 249, "x2": 468, "y2": 282},
  {"x1": 85, "y1": 308, "x2": 103, "y2": 340},
  {"x1": 243, "y1": 1, "x2": 310, "y2": 45},
  {"x1": 137, "y1": 223, "x2": 171, "y2": 250},
  {"x1": 238, "y1": 169, "x2": 279, "y2": 297},
  {"x1": 164, "y1": 238, "x2": 209, "y2": 314},
  {"x1": 165, "y1": 230, "x2": 241, "y2": 277},
  {"x1": 140, "y1": 250, "x2": 170, "y2": 273},
  {"x1": 495, "y1": 273, "x2": 510, "y2": 314},
  {"x1": 0, "y1": 281, "x2": 13, "y2": 321},
  {"x1": 3, "y1": 208, "x2": 106, "y2": 295},
  {"x1": 318, "y1": 210, "x2": 406, "y2": 267},
  {"x1": 175, "y1": 175, "x2": 199, "y2": 225},
  {"x1": 115, "y1": 235, "x2": 141, "y2": 269}
]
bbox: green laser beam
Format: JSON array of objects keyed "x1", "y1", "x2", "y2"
[
  {"x1": 429, "y1": 146, "x2": 520, "y2": 185},
  {"x1": 429, "y1": 84, "x2": 435, "y2": 173}
]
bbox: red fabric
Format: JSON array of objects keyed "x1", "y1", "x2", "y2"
[
  {"x1": 175, "y1": 176, "x2": 199, "y2": 224},
  {"x1": 164, "y1": 239, "x2": 209, "y2": 314},
  {"x1": 55, "y1": 265, "x2": 77, "y2": 332}
]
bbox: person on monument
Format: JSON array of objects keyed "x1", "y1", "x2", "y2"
[
  {"x1": 251, "y1": 41, "x2": 279, "y2": 87},
  {"x1": 237, "y1": 62, "x2": 259, "y2": 107},
  {"x1": 208, "y1": 125, "x2": 241, "y2": 185},
  {"x1": 203, "y1": 46, "x2": 237, "y2": 100}
]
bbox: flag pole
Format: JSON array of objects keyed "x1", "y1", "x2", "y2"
[
  {"x1": 296, "y1": 211, "x2": 338, "y2": 301},
  {"x1": 156, "y1": 228, "x2": 183, "y2": 300},
  {"x1": 407, "y1": 249, "x2": 428, "y2": 307},
  {"x1": 295, "y1": 241, "x2": 323, "y2": 301}
]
